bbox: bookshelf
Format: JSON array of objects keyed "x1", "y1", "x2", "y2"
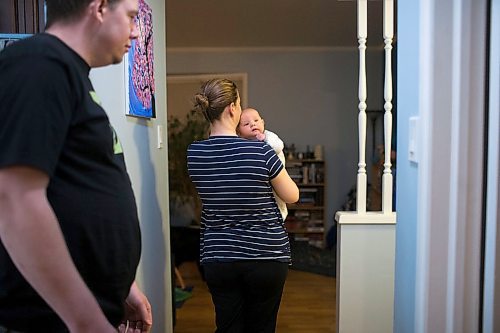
[{"x1": 284, "y1": 159, "x2": 326, "y2": 248}]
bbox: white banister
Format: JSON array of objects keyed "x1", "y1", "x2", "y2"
[
  {"x1": 356, "y1": 0, "x2": 368, "y2": 214},
  {"x1": 335, "y1": 1, "x2": 396, "y2": 332},
  {"x1": 382, "y1": 0, "x2": 394, "y2": 213}
]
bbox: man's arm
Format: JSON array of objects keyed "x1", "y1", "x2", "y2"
[{"x1": 0, "y1": 166, "x2": 116, "y2": 333}]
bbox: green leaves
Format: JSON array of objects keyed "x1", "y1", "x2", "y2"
[{"x1": 167, "y1": 111, "x2": 208, "y2": 205}]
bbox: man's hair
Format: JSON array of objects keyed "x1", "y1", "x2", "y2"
[{"x1": 45, "y1": 0, "x2": 121, "y2": 28}]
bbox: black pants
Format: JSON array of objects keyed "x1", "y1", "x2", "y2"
[{"x1": 203, "y1": 261, "x2": 289, "y2": 333}]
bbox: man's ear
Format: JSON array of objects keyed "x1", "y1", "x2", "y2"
[{"x1": 89, "y1": 0, "x2": 109, "y2": 22}]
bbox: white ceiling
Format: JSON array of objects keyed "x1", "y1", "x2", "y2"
[{"x1": 166, "y1": 0, "x2": 388, "y2": 48}]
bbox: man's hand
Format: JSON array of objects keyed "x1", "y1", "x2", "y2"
[{"x1": 118, "y1": 282, "x2": 152, "y2": 333}]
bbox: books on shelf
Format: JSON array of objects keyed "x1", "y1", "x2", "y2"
[
  {"x1": 284, "y1": 158, "x2": 326, "y2": 247},
  {"x1": 300, "y1": 188, "x2": 318, "y2": 192}
]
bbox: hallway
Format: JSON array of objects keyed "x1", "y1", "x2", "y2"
[{"x1": 174, "y1": 262, "x2": 336, "y2": 333}]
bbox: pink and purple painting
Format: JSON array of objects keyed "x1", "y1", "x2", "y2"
[{"x1": 126, "y1": 0, "x2": 156, "y2": 118}]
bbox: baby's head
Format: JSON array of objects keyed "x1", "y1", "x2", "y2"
[{"x1": 238, "y1": 108, "x2": 265, "y2": 139}]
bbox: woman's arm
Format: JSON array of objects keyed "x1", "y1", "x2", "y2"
[{"x1": 270, "y1": 168, "x2": 299, "y2": 203}]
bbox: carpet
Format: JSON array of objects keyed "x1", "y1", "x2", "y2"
[{"x1": 289, "y1": 239, "x2": 336, "y2": 277}]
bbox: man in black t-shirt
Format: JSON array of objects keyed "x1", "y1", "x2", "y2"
[{"x1": 0, "y1": 0, "x2": 152, "y2": 332}]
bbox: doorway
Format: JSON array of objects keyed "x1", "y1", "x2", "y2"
[{"x1": 165, "y1": 1, "x2": 387, "y2": 331}]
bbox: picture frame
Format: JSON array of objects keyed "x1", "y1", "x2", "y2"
[
  {"x1": 0, "y1": 34, "x2": 31, "y2": 52},
  {"x1": 124, "y1": 0, "x2": 156, "y2": 119}
]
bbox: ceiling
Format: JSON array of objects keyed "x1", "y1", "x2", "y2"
[{"x1": 166, "y1": 0, "x2": 387, "y2": 49}]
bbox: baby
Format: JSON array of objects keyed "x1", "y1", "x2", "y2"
[{"x1": 238, "y1": 108, "x2": 288, "y2": 221}]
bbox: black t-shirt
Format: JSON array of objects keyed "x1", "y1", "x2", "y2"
[{"x1": 0, "y1": 33, "x2": 141, "y2": 331}]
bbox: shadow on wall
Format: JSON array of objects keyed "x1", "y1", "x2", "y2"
[{"x1": 133, "y1": 122, "x2": 167, "y2": 332}]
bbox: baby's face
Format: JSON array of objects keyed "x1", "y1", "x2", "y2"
[{"x1": 238, "y1": 109, "x2": 265, "y2": 139}]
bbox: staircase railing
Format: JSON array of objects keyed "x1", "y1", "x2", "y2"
[{"x1": 335, "y1": 1, "x2": 397, "y2": 332}]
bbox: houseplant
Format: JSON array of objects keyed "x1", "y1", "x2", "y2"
[{"x1": 167, "y1": 111, "x2": 208, "y2": 225}]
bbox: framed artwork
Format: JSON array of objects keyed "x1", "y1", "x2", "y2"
[
  {"x1": 0, "y1": 34, "x2": 31, "y2": 52},
  {"x1": 125, "y1": 0, "x2": 156, "y2": 118}
]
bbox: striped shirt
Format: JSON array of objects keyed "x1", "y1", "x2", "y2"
[{"x1": 187, "y1": 135, "x2": 291, "y2": 264}]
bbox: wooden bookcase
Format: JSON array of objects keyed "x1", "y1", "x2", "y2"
[
  {"x1": 0, "y1": 0, "x2": 45, "y2": 34},
  {"x1": 284, "y1": 159, "x2": 326, "y2": 248}
]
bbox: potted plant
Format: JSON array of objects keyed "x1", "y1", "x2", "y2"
[{"x1": 167, "y1": 111, "x2": 208, "y2": 226}]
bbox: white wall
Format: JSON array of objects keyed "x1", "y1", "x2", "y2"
[
  {"x1": 396, "y1": 0, "x2": 488, "y2": 332},
  {"x1": 167, "y1": 47, "x2": 385, "y2": 232},
  {"x1": 483, "y1": 0, "x2": 500, "y2": 330},
  {"x1": 90, "y1": 0, "x2": 172, "y2": 331},
  {"x1": 393, "y1": 0, "x2": 420, "y2": 330}
]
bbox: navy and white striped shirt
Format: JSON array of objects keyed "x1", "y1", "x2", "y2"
[{"x1": 187, "y1": 136, "x2": 291, "y2": 264}]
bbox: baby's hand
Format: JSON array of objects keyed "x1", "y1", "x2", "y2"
[{"x1": 255, "y1": 132, "x2": 266, "y2": 141}]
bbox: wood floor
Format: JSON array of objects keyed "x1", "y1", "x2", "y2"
[{"x1": 174, "y1": 262, "x2": 336, "y2": 333}]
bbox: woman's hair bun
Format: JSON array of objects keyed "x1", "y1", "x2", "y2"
[
  {"x1": 193, "y1": 93, "x2": 209, "y2": 113},
  {"x1": 192, "y1": 78, "x2": 238, "y2": 122}
]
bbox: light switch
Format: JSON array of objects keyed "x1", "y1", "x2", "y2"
[
  {"x1": 157, "y1": 125, "x2": 163, "y2": 149},
  {"x1": 408, "y1": 116, "x2": 418, "y2": 163}
]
